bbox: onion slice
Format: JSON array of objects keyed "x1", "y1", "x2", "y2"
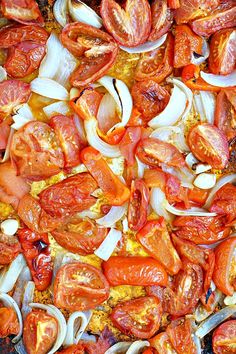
[
  {"x1": 96, "y1": 204, "x2": 127, "y2": 227},
  {"x1": 13, "y1": 266, "x2": 31, "y2": 308},
  {"x1": 150, "y1": 188, "x2": 172, "y2": 222},
  {"x1": 126, "y1": 341, "x2": 150, "y2": 354},
  {"x1": 204, "y1": 174, "x2": 236, "y2": 209},
  {"x1": 39, "y1": 32, "x2": 62, "y2": 79},
  {"x1": 0, "y1": 254, "x2": 26, "y2": 293},
  {"x1": 53, "y1": 0, "x2": 68, "y2": 27},
  {"x1": 200, "y1": 70, "x2": 236, "y2": 87},
  {"x1": 191, "y1": 39, "x2": 209, "y2": 65},
  {"x1": 0, "y1": 66, "x2": 7, "y2": 82},
  {"x1": 43, "y1": 101, "x2": 70, "y2": 118},
  {"x1": 94, "y1": 228, "x2": 122, "y2": 261},
  {"x1": 21, "y1": 281, "x2": 35, "y2": 319},
  {"x1": 31, "y1": 78, "x2": 69, "y2": 101},
  {"x1": 136, "y1": 157, "x2": 147, "y2": 178},
  {"x1": 105, "y1": 342, "x2": 133, "y2": 354},
  {"x1": 68, "y1": 0, "x2": 102, "y2": 28},
  {"x1": 53, "y1": 48, "x2": 78, "y2": 89},
  {"x1": 165, "y1": 201, "x2": 216, "y2": 217},
  {"x1": 63, "y1": 310, "x2": 92, "y2": 346},
  {"x1": 120, "y1": 34, "x2": 167, "y2": 54},
  {"x1": 167, "y1": 77, "x2": 193, "y2": 120},
  {"x1": 0, "y1": 293, "x2": 23, "y2": 343}
]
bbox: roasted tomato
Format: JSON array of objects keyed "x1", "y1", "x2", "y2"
[
  {"x1": 137, "y1": 219, "x2": 182, "y2": 275},
  {"x1": 11, "y1": 121, "x2": 65, "y2": 180},
  {"x1": 131, "y1": 80, "x2": 170, "y2": 121},
  {"x1": 209, "y1": 28, "x2": 236, "y2": 75},
  {"x1": 212, "y1": 320, "x2": 236, "y2": 354},
  {"x1": 0, "y1": 307, "x2": 20, "y2": 338},
  {"x1": 149, "y1": 332, "x2": 177, "y2": 354},
  {"x1": 51, "y1": 219, "x2": 108, "y2": 255},
  {"x1": 102, "y1": 256, "x2": 167, "y2": 286},
  {"x1": 135, "y1": 34, "x2": 174, "y2": 83},
  {"x1": 111, "y1": 296, "x2": 162, "y2": 339},
  {"x1": 148, "y1": 0, "x2": 173, "y2": 41},
  {"x1": 70, "y1": 87, "x2": 102, "y2": 121},
  {"x1": 166, "y1": 318, "x2": 197, "y2": 354},
  {"x1": 0, "y1": 233, "x2": 21, "y2": 265},
  {"x1": 136, "y1": 138, "x2": 185, "y2": 168},
  {"x1": 128, "y1": 179, "x2": 149, "y2": 231},
  {"x1": 0, "y1": 24, "x2": 48, "y2": 47},
  {"x1": 174, "y1": 0, "x2": 219, "y2": 24},
  {"x1": 187, "y1": 123, "x2": 229, "y2": 169},
  {"x1": 0, "y1": 120, "x2": 11, "y2": 151},
  {"x1": 80, "y1": 147, "x2": 130, "y2": 206},
  {"x1": 61, "y1": 22, "x2": 118, "y2": 87},
  {"x1": 210, "y1": 183, "x2": 236, "y2": 224},
  {"x1": 213, "y1": 237, "x2": 236, "y2": 296},
  {"x1": 173, "y1": 215, "x2": 231, "y2": 244},
  {"x1": 0, "y1": 80, "x2": 31, "y2": 120},
  {"x1": 18, "y1": 228, "x2": 53, "y2": 291},
  {"x1": 182, "y1": 64, "x2": 220, "y2": 91},
  {"x1": 23, "y1": 311, "x2": 58, "y2": 354},
  {"x1": 100, "y1": 0, "x2": 151, "y2": 47},
  {"x1": 187, "y1": 187, "x2": 209, "y2": 206},
  {"x1": 1, "y1": 0, "x2": 43, "y2": 25},
  {"x1": 215, "y1": 89, "x2": 236, "y2": 141},
  {"x1": 54, "y1": 262, "x2": 110, "y2": 311},
  {"x1": 119, "y1": 127, "x2": 141, "y2": 166},
  {"x1": 167, "y1": 0, "x2": 180, "y2": 8}
]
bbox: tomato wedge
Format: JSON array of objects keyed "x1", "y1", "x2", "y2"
[
  {"x1": 215, "y1": 89, "x2": 236, "y2": 141},
  {"x1": 18, "y1": 228, "x2": 53, "y2": 291},
  {"x1": 70, "y1": 87, "x2": 102, "y2": 121},
  {"x1": 128, "y1": 179, "x2": 149, "y2": 231},
  {"x1": 100, "y1": 0, "x2": 151, "y2": 47},
  {"x1": 166, "y1": 318, "x2": 197, "y2": 354},
  {"x1": 0, "y1": 307, "x2": 20, "y2": 338},
  {"x1": 119, "y1": 127, "x2": 142, "y2": 166},
  {"x1": 174, "y1": 0, "x2": 219, "y2": 24},
  {"x1": 148, "y1": 0, "x2": 173, "y2": 41},
  {"x1": 111, "y1": 296, "x2": 162, "y2": 339},
  {"x1": 0, "y1": 233, "x2": 21, "y2": 265},
  {"x1": 1, "y1": 0, "x2": 44, "y2": 25},
  {"x1": 102, "y1": 256, "x2": 168, "y2": 286},
  {"x1": 0, "y1": 24, "x2": 48, "y2": 47},
  {"x1": 182, "y1": 64, "x2": 220, "y2": 92},
  {"x1": 137, "y1": 219, "x2": 182, "y2": 275},
  {"x1": 212, "y1": 320, "x2": 236, "y2": 354},
  {"x1": 54, "y1": 262, "x2": 110, "y2": 311},
  {"x1": 210, "y1": 183, "x2": 236, "y2": 224},
  {"x1": 149, "y1": 332, "x2": 177, "y2": 354}
]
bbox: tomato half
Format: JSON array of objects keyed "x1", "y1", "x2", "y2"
[
  {"x1": 100, "y1": 0, "x2": 151, "y2": 47},
  {"x1": 61, "y1": 23, "x2": 118, "y2": 87},
  {"x1": 1, "y1": 0, "x2": 43, "y2": 25},
  {"x1": 0, "y1": 307, "x2": 19, "y2": 338},
  {"x1": 54, "y1": 262, "x2": 110, "y2": 311},
  {"x1": 149, "y1": 332, "x2": 177, "y2": 354},
  {"x1": 111, "y1": 296, "x2": 162, "y2": 339},
  {"x1": 167, "y1": 318, "x2": 197, "y2": 354},
  {"x1": 148, "y1": 0, "x2": 173, "y2": 41},
  {"x1": 213, "y1": 237, "x2": 236, "y2": 296},
  {"x1": 215, "y1": 89, "x2": 236, "y2": 141},
  {"x1": 128, "y1": 179, "x2": 149, "y2": 231},
  {"x1": 102, "y1": 256, "x2": 168, "y2": 286},
  {"x1": 0, "y1": 24, "x2": 48, "y2": 47},
  {"x1": 182, "y1": 64, "x2": 220, "y2": 91},
  {"x1": 18, "y1": 228, "x2": 53, "y2": 291},
  {"x1": 131, "y1": 80, "x2": 170, "y2": 121},
  {"x1": 119, "y1": 127, "x2": 141, "y2": 166},
  {"x1": 23, "y1": 311, "x2": 58, "y2": 354},
  {"x1": 137, "y1": 219, "x2": 182, "y2": 275},
  {"x1": 187, "y1": 123, "x2": 229, "y2": 169},
  {"x1": 136, "y1": 138, "x2": 185, "y2": 168},
  {"x1": 70, "y1": 87, "x2": 102, "y2": 121},
  {"x1": 212, "y1": 320, "x2": 236, "y2": 354},
  {"x1": 210, "y1": 183, "x2": 236, "y2": 224},
  {"x1": 135, "y1": 34, "x2": 174, "y2": 83},
  {"x1": 173, "y1": 215, "x2": 231, "y2": 244},
  {"x1": 174, "y1": 0, "x2": 219, "y2": 24},
  {"x1": 0, "y1": 233, "x2": 21, "y2": 265}
]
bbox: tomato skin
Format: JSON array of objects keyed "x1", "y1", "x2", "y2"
[
  {"x1": 111, "y1": 296, "x2": 162, "y2": 339},
  {"x1": 102, "y1": 256, "x2": 168, "y2": 286},
  {"x1": 215, "y1": 90, "x2": 236, "y2": 141},
  {"x1": 213, "y1": 237, "x2": 236, "y2": 296},
  {"x1": 174, "y1": 0, "x2": 219, "y2": 24},
  {"x1": 54, "y1": 262, "x2": 110, "y2": 311},
  {"x1": 148, "y1": 1, "x2": 173, "y2": 41},
  {"x1": 119, "y1": 127, "x2": 141, "y2": 166},
  {"x1": 128, "y1": 179, "x2": 149, "y2": 231},
  {"x1": 187, "y1": 187, "x2": 208, "y2": 206},
  {"x1": 167, "y1": 318, "x2": 197, "y2": 354},
  {"x1": 17, "y1": 228, "x2": 53, "y2": 291},
  {"x1": 182, "y1": 64, "x2": 220, "y2": 92},
  {"x1": 137, "y1": 219, "x2": 182, "y2": 275},
  {"x1": 167, "y1": 0, "x2": 180, "y2": 8},
  {"x1": 101, "y1": 0, "x2": 151, "y2": 47},
  {"x1": 23, "y1": 311, "x2": 58, "y2": 354},
  {"x1": 0, "y1": 307, "x2": 20, "y2": 338},
  {"x1": 70, "y1": 88, "x2": 102, "y2": 121},
  {"x1": 0, "y1": 25, "x2": 48, "y2": 47},
  {"x1": 149, "y1": 332, "x2": 177, "y2": 354},
  {"x1": 0, "y1": 120, "x2": 11, "y2": 150},
  {"x1": 187, "y1": 123, "x2": 229, "y2": 169},
  {"x1": 210, "y1": 183, "x2": 236, "y2": 224},
  {"x1": 212, "y1": 320, "x2": 236, "y2": 354},
  {"x1": 0, "y1": 233, "x2": 21, "y2": 265},
  {"x1": 1, "y1": 0, "x2": 43, "y2": 25},
  {"x1": 136, "y1": 138, "x2": 185, "y2": 168}
]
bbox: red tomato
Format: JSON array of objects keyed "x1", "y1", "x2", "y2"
[
  {"x1": 173, "y1": 215, "x2": 231, "y2": 244},
  {"x1": 0, "y1": 120, "x2": 11, "y2": 150},
  {"x1": 1, "y1": 0, "x2": 43, "y2": 25},
  {"x1": 5, "y1": 41, "x2": 46, "y2": 78},
  {"x1": 167, "y1": 318, "x2": 197, "y2": 354},
  {"x1": 215, "y1": 90, "x2": 236, "y2": 141},
  {"x1": 212, "y1": 320, "x2": 236, "y2": 354},
  {"x1": 209, "y1": 28, "x2": 236, "y2": 75},
  {"x1": 182, "y1": 64, "x2": 220, "y2": 91},
  {"x1": 131, "y1": 80, "x2": 170, "y2": 121},
  {"x1": 54, "y1": 262, "x2": 110, "y2": 311},
  {"x1": 149, "y1": 332, "x2": 177, "y2": 354},
  {"x1": 136, "y1": 138, "x2": 185, "y2": 168},
  {"x1": 70, "y1": 88, "x2": 102, "y2": 121},
  {"x1": 167, "y1": 0, "x2": 180, "y2": 8},
  {"x1": 51, "y1": 219, "x2": 108, "y2": 255},
  {"x1": 0, "y1": 233, "x2": 21, "y2": 265},
  {"x1": 213, "y1": 237, "x2": 236, "y2": 296},
  {"x1": 60, "y1": 23, "x2": 118, "y2": 87},
  {"x1": 0, "y1": 161, "x2": 30, "y2": 209},
  {"x1": 187, "y1": 123, "x2": 229, "y2": 169},
  {"x1": 143, "y1": 168, "x2": 166, "y2": 190},
  {"x1": 210, "y1": 183, "x2": 236, "y2": 224},
  {"x1": 128, "y1": 179, "x2": 149, "y2": 231},
  {"x1": 135, "y1": 34, "x2": 174, "y2": 83},
  {"x1": 18, "y1": 228, "x2": 53, "y2": 291},
  {"x1": 23, "y1": 311, "x2": 58, "y2": 354},
  {"x1": 11, "y1": 121, "x2": 65, "y2": 180},
  {"x1": 225, "y1": 87, "x2": 236, "y2": 110},
  {"x1": 148, "y1": 1, "x2": 173, "y2": 41},
  {"x1": 0, "y1": 24, "x2": 48, "y2": 47},
  {"x1": 0, "y1": 80, "x2": 31, "y2": 120},
  {"x1": 111, "y1": 296, "x2": 162, "y2": 339},
  {"x1": 100, "y1": 0, "x2": 151, "y2": 47},
  {"x1": 102, "y1": 256, "x2": 168, "y2": 286},
  {"x1": 0, "y1": 307, "x2": 20, "y2": 338},
  {"x1": 137, "y1": 219, "x2": 182, "y2": 275},
  {"x1": 80, "y1": 147, "x2": 130, "y2": 206},
  {"x1": 187, "y1": 187, "x2": 208, "y2": 206},
  {"x1": 119, "y1": 127, "x2": 141, "y2": 166},
  {"x1": 174, "y1": 0, "x2": 219, "y2": 24}
]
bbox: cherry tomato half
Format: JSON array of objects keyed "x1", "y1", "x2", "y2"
[
  {"x1": 128, "y1": 179, "x2": 149, "y2": 231},
  {"x1": 0, "y1": 233, "x2": 21, "y2": 265},
  {"x1": 0, "y1": 24, "x2": 48, "y2": 47},
  {"x1": 0, "y1": 307, "x2": 19, "y2": 338},
  {"x1": 148, "y1": 0, "x2": 173, "y2": 41},
  {"x1": 1, "y1": 0, "x2": 44, "y2": 25},
  {"x1": 210, "y1": 183, "x2": 236, "y2": 224},
  {"x1": 167, "y1": 318, "x2": 197, "y2": 354},
  {"x1": 174, "y1": 0, "x2": 219, "y2": 24},
  {"x1": 212, "y1": 320, "x2": 236, "y2": 354}
]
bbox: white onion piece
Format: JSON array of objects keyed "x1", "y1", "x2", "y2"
[
  {"x1": 193, "y1": 334, "x2": 201, "y2": 354},
  {"x1": 11, "y1": 114, "x2": 34, "y2": 130},
  {"x1": 204, "y1": 174, "x2": 236, "y2": 209},
  {"x1": 14, "y1": 339, "x2": 27, "y2": 354},
  {"x1": 84, "y1": 117, "x2": 121, "y2": 157},
  {"x1": 63, "y1": 310, "x2": 92, "y2": 346},
  {"x1": 21, "y1": 281, "x2": 35, "y2": 319},
  {"x1": 43, "y1": 101, "x2": 70, "y2": 118},
  {"x1": 62, "y1": 252, "x2": 81, "y2": 264},
  {"x1": 150, "y1": 188, "x2": 172, "y2": 222},
  {"x1": 161, "y1": 164, "x2": 194, "y2": 188},
  {"x1": 151, "y1": 126, "x2": 189, "y2": 153},
  {"x1": 29, "y1": 303, "x2": 67, "y2": 354},
  {"x1": 195, "y1": 164, "x2": 212, "y2": 174},
  {"x1": 73, "y1": 114, "x2": 87, "y2": 145},
  {"x1": 185, "y1": 152, "x2": 198, "y2": 169},
  {"x1": 126, "y1": 341, "x2": 150, "y2": 354},
  {"x1": 149, "y1": 85, "x2": 187, "y2": 128},
  {"x1": 39, "y1": 32, "x2": 62, "y2": 79},
  {"x1": 135, "y1": 157, "x2": 147, "y2": 178},
  {"x1": 185, "y1": 153, "x2": 211, "y2": 175},
  {"x1": 194, "y1": 173, "x2": 216, "y2": 189},
  {"x1": 195, "y1": 305, "x2": 236, "y2": 338},
  {"x1": 199, "y1": 91, "x2": 216, "y2": 124},
  {"x1": 165, "y1": 201, "x2": 216, "y2": 217},
  {"x1": 120, "y1": 34, "x2": 167, "y2": 54},
  {"x1": 70, "y1": 87, "x2": 80, "y2": 100},
  {"x1": 201, "y1": 70, "x2": 236, "y2": 87},
  {"x1": 68, "y1": 0, "x2": 102, "y2": 28},
  {"x1": 191, "y1": 39, "x2": 209, "y2": 65},
  {"x1": 80, "y1": 332, "x2": 96, "y2": 342},
  {"x1": 77, "y1": 210, "x2": 99, "y2": 219},
  {"x1": 31, "y1": 78, "x2": 69, "y2": 101},
  {"x1": 97, "y1": 92, "x2": 119, "y2": 133},
  {"x1": 195, "y1": 290, "x2": 223, "y2": 322},
  {"x1": 13, "y1": 266, "x2": 31, "y2": 308},
  {"x1": 0, "y1": 66, "x2": 7, "y2": 81},
  {"x1": 0, "y1": 127, "x2": 14, "y2": 162},
  {"x1": 105, "y1": 342, "x2": 133, "y2": 354},
  {"x1": 0, "y1": 254, "x2": 26, "y2": 293},
  {"x1": 0, "y1": 293, "x2": 23, "y2": 343},
  {"x1": 94, "y1": 228, "x2": 122, "y2": 261},
  {"x1": 54, "y1": 48, "x2": 78, "y2": 89},
  {"x1": 96, "y1": 204, "x2": 127, "y2": 227},
  {"x1": 53, "y1": 0, "x2": 68, "y2": 27},
  {"x1": 224, "y1": 292, "x2": 236, "y2": 305},
  {"x1": 1, "y1": 219, "x2": 19, "y2": 235},
  {"x1": 175, "y1": 122, "x2": 190, "y2": 152},
  {"x1": 167, "y1": 77, "x2": 193, "y2": 120},
  {"x1": 193, "y1": 93, "x2": 205, "y2": 122},
  {"x1": 13, "y1": 103, "x2": 33, "y2": 119},
  {"x1": 122, "y1": 217, "x2": 129, "y2": 233}
]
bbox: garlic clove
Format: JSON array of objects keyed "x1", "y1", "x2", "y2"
[
  {"x1": 193, "y1": 173, "x2": 216, "y2": 190},
  {"x1": 1, "y1": 219, "x2": 19, "y2": 236}
]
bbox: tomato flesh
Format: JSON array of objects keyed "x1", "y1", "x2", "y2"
[
  {"x1": 0, "y1": 24, "x2": 48, "y2": 47},
  {"x1": 167, "y1": 318, "x2": 197, "y2": 354},
  {"x1": 0, "y1": 233, "x2": 21, "y2": 265},
  {"x1": 128, "y1": 178, "x2": 149, "y2": 231},
  {"x1": 148, "y1": 0, "x2": 173, "y2": 41},
  {"x1": 212, "y1": 320, "x2": 236, "y2": 354},
  {"x1": 210, "y1": 183, "x2": 236, "y2": 224},
  {"x1": 1, "y1": 0, "x2": 44, "y2": 25},
  {"x1": 215, "y1": 89, "x2": 236, "y2": 141},
  {"x1": 0, "y1": 307, "x2": 19, "y2": 338}
]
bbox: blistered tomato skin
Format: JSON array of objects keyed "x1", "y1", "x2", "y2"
[{"x1": 212, "y1": 320, "x2": 236, "y2": 354}]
